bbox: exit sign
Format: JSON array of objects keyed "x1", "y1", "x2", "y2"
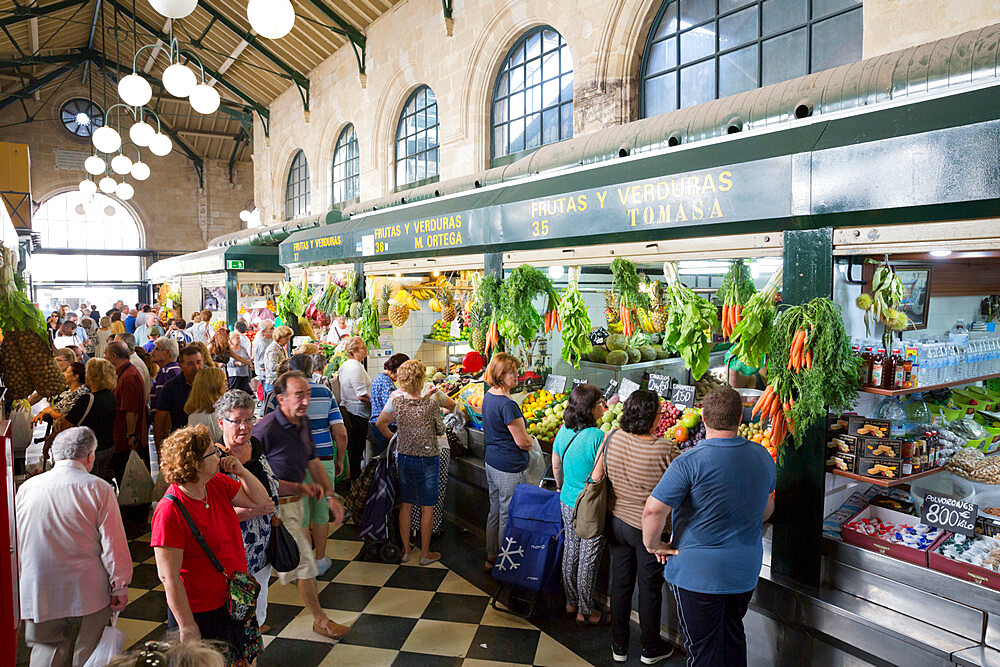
[{"x1": 226, "y1": 259, "x2": 245, "y2": 270}]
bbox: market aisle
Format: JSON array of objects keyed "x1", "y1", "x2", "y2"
[{"x1": 17, "y1": 519, "x2": 682, "y2": 665}]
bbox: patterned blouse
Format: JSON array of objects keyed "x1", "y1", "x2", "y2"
[
  {"x1": 226, "y1": 443, "x2": 280, "y2": 573},
  {"x1": 53, "y1": 385, "x2": 90, "y2": 415},
  {"x1": 262, "y1": 341, "x2": 288, "y2": 385},
  {"x1": 368, "y1": 372, "x2": 396, "y2": 424},
  {"x1": 391, "y1": 394, "x2": 445, "y2": 458}
]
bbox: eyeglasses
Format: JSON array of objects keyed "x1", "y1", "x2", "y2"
[
  {"x1": 201, "y1": 446, "x2": 224, "y2": 460},
  {"x1": 223, "y1": 416, "x2": 256, "y2": 427}
]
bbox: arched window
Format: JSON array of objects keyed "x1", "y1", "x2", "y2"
[
  {"x1": 640, "y1": 0, "x2": 862, "y2": 118},
  {"x1": 395, "y1": 86, "x2": 439, "y2": 190},
  {"x1": 332, "y1": 124, "x2": 359, "y2": 204},
  {"x1": 285, "y1": 149, "x2": 310, "y2": 220},
  {"x1": 28, "y1": 191, "x2": 145, "y2": 309},
  {"x1": 492, "y1": 26, "x2": 573, "y2": 166}
]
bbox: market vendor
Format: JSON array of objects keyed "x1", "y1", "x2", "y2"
[
  {"x1": 725, "y1": 349, "x2": 767, "y2": 390},
  {"x1": 327, "y1": 315, "x2": 351, "y2": 344}
]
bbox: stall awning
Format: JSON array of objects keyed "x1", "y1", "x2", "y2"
[{"x1": 148, "y1": 246, "x2": 282, "y2": 282}]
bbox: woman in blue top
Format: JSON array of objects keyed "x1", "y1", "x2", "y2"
[
  {"x1": 481, "y1": 352, "x2": 533, "y2": 572},
  {"x1": 551, "y1": 383, "x2": 609, "y2": 625},
  {"x1": 368, "y1": 353, "x2": 409, "y2": 455}
]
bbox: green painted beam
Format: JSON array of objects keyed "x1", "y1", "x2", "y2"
[
  {"x1": 0, "y1": 51, "x2": 87, "y2": 67},
  {"x1": 301, "y1": 0, "x2": 365, "y2": 80},
  {"x1": 0, "y1": 0, "x2": 88, "y2": 27},
  {"x1": 0, "y1": 61, "x2": 79, "y2": 110},
  {"x1": 103, "y1": 0, "x2": 269, "y2": 122}
]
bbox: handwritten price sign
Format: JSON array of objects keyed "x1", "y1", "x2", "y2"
[{"x1": 920, "y1": 494, "x2": 978, "y2": 537}]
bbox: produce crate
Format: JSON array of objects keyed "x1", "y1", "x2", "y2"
[
  {"x1": 929, "y1": 534, "x2": 1000, "y2": 592},
  {"x1": 842, "y1": 505, "x2": 948, "y2": 567},
  {"x1": 464, "y1": 405, "x2": 483, "y2": 428}
]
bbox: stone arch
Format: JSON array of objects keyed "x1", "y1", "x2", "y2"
[
  {"x1": 372, "y1": 66, "x2": 434, "y2": 194},
  {"x1": 36, "y1": 184, "x2": 147, "y2": 249},
  {"x1": 322, "y1": 119, "x2": 358, "y2": 207},
  {"x1": 458, "y1": 2, "x2": 575, "y2": 169},
  {"x1": 279, "y1": 147, "x2": 311, "y2": 220}
]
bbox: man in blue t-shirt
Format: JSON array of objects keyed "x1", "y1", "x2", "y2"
[{"x1": 642, "y1": 385, "x2": 775, "y2": 667}]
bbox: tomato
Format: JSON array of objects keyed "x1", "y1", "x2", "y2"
[{"x1": 673, "y1": 425, "x2": 689, "y2": 443}]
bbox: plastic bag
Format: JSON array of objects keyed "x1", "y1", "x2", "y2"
[
  {"x1": 524, "y1": 437, "x2": 547, "y2": 486},
  {"x1": 10, "y1": 400, "x2": 31, "y2": 454},
  {"x1": 82, "y1": 612, "x2": 125, "y2": 667},
  {"x1": 118, "y1": 450, "x2": 153, "y2": 506}
]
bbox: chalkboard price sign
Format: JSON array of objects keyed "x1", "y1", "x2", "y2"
[
  {"x1": 572, "y1": 378, "x2": 588, "y2": 390},
  {"x1": 603, "y1": 380, "x2": 619, "y2": 401},
  {"x1": 671, "y1": 384, "x2": 696, "y2": 409},
  {"x1": 544, "y1": 374, "x2": 567, "y2": 394},
  {"x1": 618, "y1": 378, "x2": 641, "y2": 402},
  {"x1": 920, "y1": 494, "x2": 978, "y2": 537},
  {"x1": 647, "y1": 373, "x2": 672, "y2": 399}
]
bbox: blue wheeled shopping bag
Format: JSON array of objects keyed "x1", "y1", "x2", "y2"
[{"x1": 491, "y1": 482, "x2": 564, "y2": 618}]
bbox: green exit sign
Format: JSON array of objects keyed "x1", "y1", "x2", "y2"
[{"x1": 226, "y1": 259, "x2": 245, "y2": 270}]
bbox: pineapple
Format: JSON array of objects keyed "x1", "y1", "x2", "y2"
[
  {"x1": 603, "y1": 289, "x2": 620, "y2": 325},
  {"x1": 470, "y1": 302, "x2": 487, "y2": 354},
  {"x1": 649, "y1": 281, "x2": 667, "y2": 332},
  {"x1": 438, "y1": 284, "x2": 456, "y2": 323},
  {"x1": 378, "y1": 284, "x2": 392, "y2": 319},
  {"x1": 388, "y1": 301, "x2": 409, "y2": 327},
  {"x1": 349, "y1": 301, "x2": 360, "y2": 320}
]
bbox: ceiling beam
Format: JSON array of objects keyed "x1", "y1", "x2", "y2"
[
  {"x1": 103, "y1": 0, "x2": 269, "y2": 123},
  {"x1": 0, "y1": 60, "x2": 78, "y2": 110},
  {"x1": 0, "y1": 0, "x2": 89, "y2": 28},
  {"x1": 302, "y1": 0, "x2": 366, "y2": 86},
  {"x1": 178, "y1": 128, "x2": 238, "y2": 140},
  {"x1": 142, "y1": 18, "x2": 171, "y2": 73}
]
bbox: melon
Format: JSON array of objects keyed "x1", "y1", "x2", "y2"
[
  {"x1": 639, "y1": 345, "x2": 656, "y2": 361},
  {"x1": 606, "y1": 350, "x2": 629, "y2": 366},
  {"x1": 589, "y1": 347, "x2": 607, "y2": 363},
  {"x1": 627, "y1": 348, "x2": 641, "y2": 364},
  {"x1": 605, "y1": 334, "x2": 627, "y2": 352}
]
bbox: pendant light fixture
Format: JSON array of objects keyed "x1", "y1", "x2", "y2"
[
  {"x1": 79, "y1": 178, "x2": 97, "y2": 196},
  {"x1": 99, "y1": 175, "x2": 118, "y2": 193},
  {"x1": 131, "y1": 160, "x2": 150, "y2": 181},
  {"x1": 118, "y1": 72, "x2": 152, "y2": 107},
  {"x1": 148, "y1": 0, "x2": 197, "y2": 19},
  {"x1": 115, "y1": 181, "x2": 135, "y2": 201},
  {"x1": 92, "y1": 125, "x2": 122, "y2": 153},
  {"x1": 84, "y1": 155, "x2": 106, "y2": 175},
  {"x1": 189, "y1": 81, "x2": 220, "y2": 114},
  {"x1": 247, "y1": 0, "x2": 295, "y2": 39},
  {"x1": 110, "y1": 153, "x2": 133, "y2": 175}
]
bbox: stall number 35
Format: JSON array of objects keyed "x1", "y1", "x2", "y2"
[{"x1": 532, "y1": 219, "x2": 550, "y2": 237}]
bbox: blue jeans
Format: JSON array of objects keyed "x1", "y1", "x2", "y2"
[{"x1": 397, "y1": 454, "x2": 440, "y2": 506}]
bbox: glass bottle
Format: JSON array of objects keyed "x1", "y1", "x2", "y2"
[{"x1": 871, "y1": 347, "x2": 887, "y2": 390}]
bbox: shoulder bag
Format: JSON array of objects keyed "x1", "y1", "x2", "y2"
[
  {"x1": 572, "y1": 428, "x2": 618, "y2": 539},
  {"x1": 165, "y1": 494, "x2": 260, "y2": 621}
]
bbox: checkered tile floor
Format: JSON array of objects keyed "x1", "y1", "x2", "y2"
[{"x1": 19, "y1": 521, "x2": 591, "y2": 666}]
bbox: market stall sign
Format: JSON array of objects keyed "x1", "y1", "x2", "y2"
[
  {"x1": 920, "y1": 494, "x2": 978, "y2": 537},
  {"x1": 226, "y1": 259, "x2": 245, "y2": 270},
  {"x1": 495, "y1": 158, "x2": 792, "y2": 246},
  {"x1": 572, "y1": 378, "x2": 588, "y2": 391},
  {"x1": 618, "y1": 378, "x2": 641, "y2": 402},
  {"x1": 647, "y1": 373, "x2": 672, "y2": 399},
  {"x1": 284, "y1": 231, "x2": 347, "y2": 264},
  {"x1": 544, "y1": 374, "x2": 567, "y2": 394},
  {"x1": 671, "y1": 384, "x2": 696, "y2": 409},
  {"x1": 358, "y1": 213, "x2": 484, "y2": 257}
]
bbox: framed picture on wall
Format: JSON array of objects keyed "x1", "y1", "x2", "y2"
[{"x1": 894, "y1": 264, "x2": 933, "y2": 330}]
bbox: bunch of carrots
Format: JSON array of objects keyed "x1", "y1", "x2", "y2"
[
  {"x1": 752, "y1": 385, "x2": 795, "y2": 448},
  {"x1": 543, "y1": 292, "x2": 562, "y2": 334},
  {"x1": 620, "y1": 300, "x2": 635, "y2": 337},
  {"x1": 485, "y1": 319, "x2": 500, "y2": 354},
  {"x1": 721, "y1": 303, "x2": 743, "y2": 339},
  {"x1": 787, "y1": 326, "x2": 813, "y2": 372}
]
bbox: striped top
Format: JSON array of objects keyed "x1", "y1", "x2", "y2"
[{"x1": 605, "y1": 430, "x2": 681, "y2": 531}]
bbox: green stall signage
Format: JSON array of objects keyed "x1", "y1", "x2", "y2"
[{"x1": 354, "y1": 211, "x2": 484, "y2": 257}]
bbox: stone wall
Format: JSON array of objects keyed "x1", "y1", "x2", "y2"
[
  {"x1": 253, "y1": 0, "x2": 1000, "y2": 226},
  {"x1": 0, "y1": 80, "x2": 251, "y2": 254}
]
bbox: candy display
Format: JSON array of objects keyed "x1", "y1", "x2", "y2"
[
  {"x1": 844, "y1": 517, "x2": 944, "y2": 550},
  {"x1": 935, "y1": 534, "x2": 1000, "y2": 571}
]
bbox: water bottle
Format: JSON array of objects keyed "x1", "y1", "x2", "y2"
[{"x1": 877, "y1": 396, "x2": 907, "y2": 438}]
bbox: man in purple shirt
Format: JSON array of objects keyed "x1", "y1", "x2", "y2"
[
  {"x1": 254, "y1": 371, "x2": 347, "y2": 641},
  {"x1": 148, "y1": 337, "x2": 182, "y2": 410}
]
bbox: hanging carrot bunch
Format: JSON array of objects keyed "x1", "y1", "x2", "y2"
[
  {"x1": 717, "y1": 259, "x2": 756, "y2": 339},
  {"x1": 610, "y1": 258, "x2": 650, "y2": 339},
  {"x1": 543, "y1": 289, "x2": 562, "y2": 334}
]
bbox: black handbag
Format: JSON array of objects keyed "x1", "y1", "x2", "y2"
[{"x1": 267, "y1": 515, "x2": 301, "y2": 572}]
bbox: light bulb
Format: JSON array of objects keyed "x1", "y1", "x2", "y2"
[
  {"x1": 247, "y1": 0, "x2": 295, "y2": 39},
  {"x1": 189, "y1": 83, "x2": 221, "y2": 114},
  {"x1": 84, "y1": 155, "x2": 106, "y2": 175},
  {"x1": 131, "y1": 161, "x2": 150, "y2": 181},
  {"x1": 79, "y1": 179, "x2": 97, "y2": 196},
  {"x1": 110, "y1": 154, "x2": 133, "y2": 175},
  {"x1": 162, "y1": 63, "x2": 196, "y2": 98},
  {"x1": 129, "y1": 121, "x2": 155, "y2": 147},
  {"x1": 239, "y1": 210, "x2": 250, "y2": 222},
  {"x1": 116, "y1": 182, "x2": 135, "y2": 200},
  {"x1": 148, "y1": 0, "x2": 197, "y2": 19},
  {"x1": 148, "y1": 133, "x2": 172, "y2": 156},
  {"x1": 99, "y1": 176, "x2": 117, "y2": 193},
  {"x1": 92, "y1": 126, "x2": 122, "y2": 153},
  {"x1": 118, "y1": 73, "x2": 152, "y2": 107}
]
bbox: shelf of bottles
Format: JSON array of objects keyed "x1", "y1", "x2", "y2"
[{"x1": 857, "y1": 334, "x2": 1000, "y2": 397}]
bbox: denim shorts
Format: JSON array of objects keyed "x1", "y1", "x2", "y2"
[{"x1": 397, "y1": 453, "x2": 440, "y2": 506}]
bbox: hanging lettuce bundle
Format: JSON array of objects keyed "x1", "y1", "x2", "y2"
[
  {"x1": 662, "y1": 262, "x2": 718, "y2": 380},
  {"x1": 557, "y1": 267, "x2": 592, "y2": 369}
]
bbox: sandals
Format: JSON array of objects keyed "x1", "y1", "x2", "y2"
[
  {"x1": 312, "y1": 618, "x2": 349, "y2": 640},
  {"x1": 419, "y1": 552, "x2": 441, "y2": 566},
  {"x1": 575, "y1": 611, "x2": 611, "y2": 626}
]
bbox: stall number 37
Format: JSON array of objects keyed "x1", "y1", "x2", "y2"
[{"x1": 532, "y1": 219, "x2": 550, "y2": 237}]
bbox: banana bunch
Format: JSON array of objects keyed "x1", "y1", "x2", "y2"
[
  {"x1": 637, "y1": 308, "x2": 658, "y2": 334},
  {"x1": 411, "y1": 288, "x2": 436, "y2": 301},
  {"x1": 393, "y1": 289, "x2": 422, "y2": 311},
  {"x1": 429, "y1": 297, "x2": 443, "y2": 312}
]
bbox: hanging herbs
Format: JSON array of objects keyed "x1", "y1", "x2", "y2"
[
  {"x1": 856, "y1": 261, "x2": 907, "y2": 351},
  {"x1": 498, "y1": 266, "x2": 557, "y2": 346}
]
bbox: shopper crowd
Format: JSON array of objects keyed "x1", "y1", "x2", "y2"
[{"x1": 16, "y1": 299, "x2": 775, "y2": 667}]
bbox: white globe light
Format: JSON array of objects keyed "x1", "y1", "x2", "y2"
[
  {"x1": 118, "y1": 73, "x2": 152, "y2": 107},
  {"x1": 131, "y1": 161, "x2": 150, "y2": 181},
  {"x1": 129, "y1": 121, "x2": 155, "y2": 147},
  {"x1": 189, "y1": 83, "x2": 221, "y2": 114},
  {"x1": 79, "y1": 179, "x2": 97, "y2": 196},
  {"x1": 239, "y1": 210, "x2": 250, "y2": 222},
  {"x1": 149, "y1": 133, "x2": 173, "y2": 156},
  {"x1": 110, "y1": 154, "x2": 133, "y2": 175},
  {"x1": 92, "y1": 125, "x2": 121, "y2": 153},
  {"x1": 115, "y1": 182, "x2": 135, "y2": 200},
  {"x1": 162, "y1": 63, "x2": 196, "y2": 98},
  {"x1": 99, "y1": 176, "x2": 117, "y2": 193},
  {"x1": 148, "y1": 0, "x2": 197, "y2": 19},
  {"x1": 84, "y1": 155, "x2": 106, "y2": 175},
  {"x1": 247, "y1": 0, "x2": 295, "y2": 39}
]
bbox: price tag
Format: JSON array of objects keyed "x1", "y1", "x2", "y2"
[
  {"x1": 618, "y1": 378, "x2": 641, "y2": 402},
  {"x1": 603, "y1": 380, "x2": 619, "y2": 401},
  {"x1": 572, "y1": 378, "x2": 588, "y2": 390},
  {"x1": 544, "y1": 374, "x2": 567, "y2": 394},
  {"x1": 450, "y1": 319, "x2": 461, "y2": 338},
  {"x1": 647, "y1": 373, "x2": 672, "y2": 399},
  {"x1": 920, "y1": 494, "x2": 978, "y2": 537},
  {"x1": 671, "y1": 384, "x2": 696, "y2": 409}
]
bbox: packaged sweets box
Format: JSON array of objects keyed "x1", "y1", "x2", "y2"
[
  {"x1": 842, "y1": 505, "x2": 947, "y2": 567},
  {"x1": 928, "y1": 533, "x2": 1000, "y2": 592}
]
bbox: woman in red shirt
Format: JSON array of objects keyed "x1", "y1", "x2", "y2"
[{"x1": 151, "y1": 426, "x2": 272, "y2": 666}]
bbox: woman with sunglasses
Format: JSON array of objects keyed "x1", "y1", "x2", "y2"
[
  {"x1": 215, "y1": 390, "x2": 280, "y2": 634},
  {"x1": 151, "y1": 425, "x2": 271, "y2": 666}
]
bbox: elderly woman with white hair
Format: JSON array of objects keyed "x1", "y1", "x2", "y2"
[
  {"x1": 215, "y1": 389, "x2": 279, "y2": 632},
  {"x1": 16, "y1": 426, "x2": 132, "y2": 666}
]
